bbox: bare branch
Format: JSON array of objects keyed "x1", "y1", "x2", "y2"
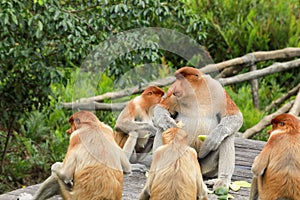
[
  {"x1": 289, "y1": 88, "x2": 300, "y2": 116},
  {"x1": 62, "y1": 102, "x2": 128, "y2": 111},
  {"x1": 219, "y1": 59, "x2": 300, "y2": 86},
  {"x1": 265, "y1": 83, "x2": 300, "y2": 112},
  {"x1": 242, "y1": 100, "x2": 295, "y2": 139},
  {"x1": 201, "y1": 47, "x2": 300, "y2": 74},
  {"x1": 77, "y1": 76, "x2": 175, "y2": 103},
  {"x1": 61, "y1": 49, "x2": 300, "y2": 109}
]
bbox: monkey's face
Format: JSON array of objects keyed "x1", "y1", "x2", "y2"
[
  {"x1": 169, "y1": 75, "x2": 199, "y2": 99},
  {"x1": 66, "y1": 117, "x2": 79, "y2": 135},
  {"x1": 169, "y1": 67, "x2": 202, "y2": 99},
  {"x1": 268, "y1": 114, "x2": 300, "y2": 136},
  {"x1": 143, "y1": 90, "x2": 164, "y2": 106}
]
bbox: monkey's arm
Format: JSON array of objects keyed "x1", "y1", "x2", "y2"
[
  {"x1": 120, "y1": 149, "x2": 132, "y2": 174},
  {"x1": 115, "y1": 121, "x2": 157, "y2": 136},
  {"x1": 152, "y1": 105, "x2": 177, "y2": 151},
  {"x1": 249, "y1": 153, "x2": 269, "y2": 200},
  {"x1": 139, "y1": 170, "x2": 154, "y2": 200},
  {"x1": 198, "y1": 112, "x2": 243, "y2": 158},
  {"x1": 252, "y1": 152, "x2": 269, "y2": 177},
  {"x1": 152, "y1": 105, "x2": 177, "y2": 131},
  {"x1": 32, "y1": 162, "x2": 62, "y2": 200},
  {"x1": 249, "y1": 176, "x2": 259, "y2": 200},
  {"x1": 193, "y1": 150, "x2": 208, "y2": 200},
  {"x1": 54, "y1": 149, "x2": 77, "y2": 186},
  {"x1": 139, "y1": 151, "x2": 161, "y2": 200}
]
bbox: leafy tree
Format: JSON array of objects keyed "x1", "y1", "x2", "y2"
[{"x1": 0, "y1": 0, "x2": 207, "y2": 192}]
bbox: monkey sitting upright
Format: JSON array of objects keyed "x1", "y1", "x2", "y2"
[
  {"x1": 250, "y1": 113, "x2": 300, "y2": 200},
  {"x1": 140, "y1": 127, "x2": 208, "y2": 200},
  {"x1": 23, "y1": 111, "x2": 131, "y2": 200},
  {"x1": 152, "y1": 66, "x2": 243, "y2": 190}
]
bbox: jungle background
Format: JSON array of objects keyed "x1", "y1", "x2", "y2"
[{"x1": 1, "y1": 0, "x2": 299, "y2": 193}]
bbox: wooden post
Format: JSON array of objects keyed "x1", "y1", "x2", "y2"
[{"x1": 250, "y1": 65, "x2": 260, "y2": 109}]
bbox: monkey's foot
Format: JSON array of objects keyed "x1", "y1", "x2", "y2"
[
  {"x1": 204, "y1": 178, "x2": 230, "y2": 191},
  {"x1": 213, "y1": 178, "x2": 230, "y2": 191},
  {"x1": 17, "y1": 193, "x2": 33, "y2": 200}
]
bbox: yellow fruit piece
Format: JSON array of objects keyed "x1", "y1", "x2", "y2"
[
  {"x1": 207, "y1": 189, "x2": 214, "y2": 194},
  {"x1": 198, "y1": 135, "x2": 207, "y2": 141},
  {"x1": 176, "y1": 121, "x2": 184, "y2": 128},
  {"x1": 232, "y1": 181, "x2": 251, "y2": 188},
  {"x1": 229, "y1": 183, "x2": 240, "y2": 191}
]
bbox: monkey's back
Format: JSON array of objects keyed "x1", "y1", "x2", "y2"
[
  {"x1": 149, "y1": 148, "x2": 199, "y2": 200},
  {"x1": 73, "y1": 164, "x2": 123, "y2": 200},
  {"x1": 259, "y1": 134, "x2": 300, "y2": 200}
]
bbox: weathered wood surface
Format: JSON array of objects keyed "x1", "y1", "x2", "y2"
[{"x1": 0, "y1": 137, "x2": 265, "y2": 200}]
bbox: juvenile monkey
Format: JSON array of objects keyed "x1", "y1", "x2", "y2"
[
  {"x1": 139, "y1": 127, "x2": 208, "y2": 200},
  {"x1": 152, "y1": 66, "x2": 243, "y2": 190},
  {"x1": 31, "y1": 111, "x2": 131, "y2": 200},
  {"x1": 250, "y1": 113, "x2": 300, "y2": 200},
  {"x1": 114, "y1": 86, "x2": 165, "y2": 162}
]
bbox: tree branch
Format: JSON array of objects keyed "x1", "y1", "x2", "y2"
[
  {"x1": 201, "y1": 47, "x2": 300, "y2": 74},
  {"x1": 242, "y1": 100, "x2": 295, "y2": 139},
  {"x1": 76, "y1": 76, "x2": 175, "y2": 103},
  {"x1": 61, "y1": 49, "x2": 300, "y2": 109},
  {"x1": 61, "y1": 101, "x2": 128, "y2": 111},
  {"x1": 219, "y1": 59, "x2": 300, "y2": 86},
  {"x1": 265, "y1": 83, "x2": 300, "y2": 112},
  {"x1": 289, "y1": 88, "x2": 300, "y2": 116}
]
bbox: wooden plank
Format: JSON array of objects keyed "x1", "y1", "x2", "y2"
[{"x1": 0, "y1": 138, "x2": 265, "y2": 200}]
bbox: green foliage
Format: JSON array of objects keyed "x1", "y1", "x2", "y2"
[
  {"x1": 186, "y1": 0, "x2": 300, "y2": 61},
  {"x1": 0, "y1": 0, "x2": 207, "y2": 131}
]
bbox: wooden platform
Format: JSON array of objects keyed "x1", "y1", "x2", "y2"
[{"x1": 0, "y1": 138, "x2": 265, "y2": 200}]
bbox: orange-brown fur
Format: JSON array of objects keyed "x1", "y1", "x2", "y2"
[
  {"x1": 114, "y1": 86, "x2": 165, "y2": 161},
  {"x1": 139, "y1": 128, "x2": 208, "y2": 200},
  {"x1": 56, "y1": 111, "x2": 131, "y2": 200},
  {"x1": 250, "y1": 113, "x2": 300, "y2": 200}
]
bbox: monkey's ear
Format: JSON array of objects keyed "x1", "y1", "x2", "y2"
[
  {"x1": 147, "y1": 91, "x2": 153, "y2": 96},
  {"x1": 69, "y1": 115, "x2": 74, "y2": 123}
]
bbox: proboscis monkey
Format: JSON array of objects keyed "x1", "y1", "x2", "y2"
[
  {"x1": 139, "y1": 127, "x2": 208, "y2": 200},
  {"x1": 31, "y1": 111, "x2": 131, "y2": 200},
  {"x1": 114, "y1": 86, "x2": 165, "y2": 163},
  {"x1": 250, "y1": 113, "x2": 300, "y2": 200},
  {"x1": 152, "y1": 66, "x2": 243, "y2": 190}
]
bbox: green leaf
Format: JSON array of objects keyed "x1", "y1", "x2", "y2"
[
  {"x1": 38, "y1": 20, "x2": 43, "y2": 31},
  {"x1": 11, "y1": 12, "x2": 18, "y2": 25},
  {"x1": 215, "y1": 186, "x2": 229, "y2": 195}
]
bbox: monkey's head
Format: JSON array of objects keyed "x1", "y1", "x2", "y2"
[
  {"x1": 66, "y1": 111, "x2": 100, "y2": 134},
  {"x1": 162, "y1": 127, "x2": 188, "y2": 145},
  {"x1": 168, "y1": 66, "x2": 203, "y2": 98},
  {"x1": 268, "y1": 113, "x2": 300, "y2": 135},
  {"x1": 141, "y1": 86, "x2": 165, "y2": 106}
]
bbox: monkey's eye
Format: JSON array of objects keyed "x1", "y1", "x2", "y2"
[
  {"x1": 279, "y1": 122, "x2": 285, "y2": 126},
  {"x1": 75, "y1": 118, "x2": 81, "y2": 124}
]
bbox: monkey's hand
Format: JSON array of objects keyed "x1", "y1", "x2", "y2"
[
  {"x1": 152, "y1": 105, "x2": 176, "y2": 131},
  {"x1": 198, "y1": 125, "x2": 229, "y2": 158},
  {"x1": 198, "y1": 113, "x2": 243, "y2": 158},
  {"x1": 51, "y1": 162, "x2": 62, "y2": 175}
]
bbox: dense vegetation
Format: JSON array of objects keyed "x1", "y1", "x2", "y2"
[{"x1": 0, "y1": 0, "x2": 299, "y2": 193}]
